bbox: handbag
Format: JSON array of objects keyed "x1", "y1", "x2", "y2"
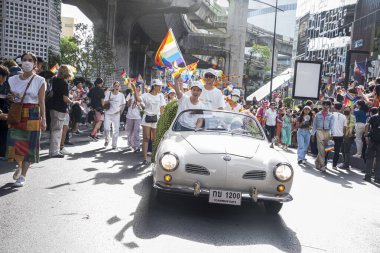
[
  {"x1": 7, "y1": 75, "x2": 35, "y2": 125},
  {"x1": 145, "y1": 114, "x2": 158, "y2": 123},
  {"x1": 103, "y1": 92, "x2": 111, "y2": 110}
]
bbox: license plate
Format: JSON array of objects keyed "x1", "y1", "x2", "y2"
[{"x1": 209, "y1": 190, "x2": 242, "y2": 206}]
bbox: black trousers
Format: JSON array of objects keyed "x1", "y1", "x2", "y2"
[
  {"x1": 0, "y1": 124, "x2": 7, "y2": 157},
  {"x1": 325, "y1": 136, "x2": 343, "y2": 167},
  {"x1": 266, "y1": 125, "x2": 276, "y2": 142}
]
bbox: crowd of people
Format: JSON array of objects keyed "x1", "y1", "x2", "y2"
[{"x1": 1, "y1": 52, "x2": 380, "y2": 187}]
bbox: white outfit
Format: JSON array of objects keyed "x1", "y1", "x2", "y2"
[
  {"x1": 177, "y1": 95, "x2": 207, "y2": 128},
  {"x1": 225, "y1": 102, "x2": 243, "y2": 113},
  {"x1": 126, "y1": 94, "x2": 142, "y2": 149},
  {"x1": 199, "y1": 87, "x2": 225, "y2": 110},
  {"x1": 265, "y1": 109, "x2": 277, "y2": 126},
  {"x1": 141, "y1": 93, "x2": 166, "y2": 128},
  {"x1": 8, "y1": 74, "x2": 46, "y2": 104},
  {"x1": 331, "y1": 112, "x2": 347, "y2": 137},
  {"x1": 104, "y1": 92, "x2": 126, "y2": 148}
]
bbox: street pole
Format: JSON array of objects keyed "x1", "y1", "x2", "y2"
[{"x1": 269, "y1": 0, "x2": 278, "y2": 103}]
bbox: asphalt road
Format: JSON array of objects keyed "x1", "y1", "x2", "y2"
[{"x1": 0, "y1": 132, "x2": 379, "y2": 253}]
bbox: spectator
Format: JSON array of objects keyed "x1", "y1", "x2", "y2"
[
  {"x1": 329, "y1": 102, "x2": 347, "y2": 170},
  {"x1": 340, "y1": 106, "x2": 356, "y2": 170},
  {"x1": 353, "y1": 100, "x2": 369, "y2": 158},
  {"x1": 87, "y1": 78, "x2": 105, "y2": 141},
  {"x1": 364, "y1": 106, "x2": 380, "y2": 183},
  {"x1": 296, "y1": 106, "x2": 313, "y2": 164},
  {"x1": 265, "y1": 102, "x2": 277, "y2": 148},
  {"x1": 281, "y1": 108, "x2": 292, "y2": 150},
  {"x1": 126, "y1": 84, "x2": 142, "y2": 152},
  {"x1": 7, "y1": 52, "x2": 47, "y2": 187},
  {"x1": 0, "y1": 65, "x2": 10, "y2": 160}
]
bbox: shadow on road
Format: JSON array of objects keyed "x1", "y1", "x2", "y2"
[{"x1": 108, "y1": 175, "x2": 302, "y2": 252}]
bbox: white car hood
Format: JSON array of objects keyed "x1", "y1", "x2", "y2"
[{"x1": 181, "y1": 132, "x2": 261, "y2": 158}]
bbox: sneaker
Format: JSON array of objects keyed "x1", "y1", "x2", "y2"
[
  {"x1": 319, "y1": 166, "x2": 327, "y2": 172},
  {"x1": 60, "y1": 148, "x2": 71, "y2": 155},
  {"x1": 125, "y1": 147, "x2": 133, "y2": 152},
  {"x1": 88, "y1": 135, "x2": 97, "y2": 141},
  {"x1": 147, "y1": 152, "x2": 152, "y2": 157},
  {"x1": 14, "y1": 175, "x2": 26, "y2": 187},
  {"x1": 13, "y1": 166, "x2": 21, "y2": 180},
  {"x1": 134, "y1": 148, "x2": 140, "y2": 153},
  {"x1": 142, "y1": 160, "x2": 149, "y2": 165},
  {"x1": 298, "y1": 160, "x2": 303, "y2": 165},
  {"x1": 302, "y1": 159, "x2": 307, "y2": 164},
  {"x1": 50, "y1": 153, "x2": 65, "y2": 158},
  {"x1": 269, "y1": 143, "x2": 274, "y2": 148},
  {"x1": 112, "y1": 147, "x2": 117, "y2": 150},
  {"x1": 363, "y1": 175, "x2": 371, "y2": 182},
  {"x1": 73, "y1": 130, "x2": 83, "y2": 135},
  {"x1": 353, "y1": 154, "x2": 361, "y2": 158},
  {"x1": 64, "y1": 141, "x2": 74, "y2": 146},
  {"x1": 332, "y1": 166, "x2": 338, "y2": 170},
  {"x1": 104, "y1": 141, "x2": 109, "y2": 147},
  {"x1": 94, "y1": 136, "x2": 100, "y2": 140}
]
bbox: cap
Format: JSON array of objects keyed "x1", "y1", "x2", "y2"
[
  {"x1": 303, "y1": 106, "x2": 311, "y2": 111},
  {"x1": 151, "y1": 79, "x2": 163, "y2": 86},
  {"x1": 190, "y1": 81, "x2": 203, "y2": 90},
  {"x1": 182, "y1": 83, "x2": 189, "y2": 89},
  {"x1": 203, "y1": 68, "x2": 218, "y2": 77},
  {"x1": 168, "y1": 89, "x2": 175, "y2": 94},
  {"x1": 231, "y1": 89, "x2": 240, "y2": 97}
]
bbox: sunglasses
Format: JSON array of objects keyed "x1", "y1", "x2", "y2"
[{"x1": 204, "y1": 74, "x2": 215, "y2": 78}]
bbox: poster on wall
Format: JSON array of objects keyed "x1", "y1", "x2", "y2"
[{"x1": 292, "y1": 60, "x2": 323, "y2": 100}]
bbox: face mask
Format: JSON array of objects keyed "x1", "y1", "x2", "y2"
[
  {"x1": 344, "y1": 111, "x2": 350, "y2": 115},
  {"x1": 231, "y1": 96, "x2": 239, "y2": 102},
  {"x1": 22, "y1": 61, "x2": 34, "y2": 72}
]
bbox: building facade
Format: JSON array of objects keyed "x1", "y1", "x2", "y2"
[
  {"x1": 0, "y1": 0, "x2": 61, "y2": 61},
  {"x1": 61, "y1": 16, "x2": 75, "y2": 37}
]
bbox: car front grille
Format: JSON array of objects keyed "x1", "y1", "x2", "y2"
[
  {"x1": 242, "y1": 170, "x2": 266, "y2": 180},
  {"x1": 185, "y1": 164, "x2": 210, "y2": 175}
]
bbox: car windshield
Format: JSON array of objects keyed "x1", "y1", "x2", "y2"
[{"x1": 173, "y1": 110, "x2": 265, "y2": 140}]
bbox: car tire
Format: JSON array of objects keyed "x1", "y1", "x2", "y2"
[{"x1": 264, "y1": 201, "x2": 283, "y2": 214}]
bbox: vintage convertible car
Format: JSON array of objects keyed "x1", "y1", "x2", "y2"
[{"x1": 152, "y1": 109, "x2": 294, "y2": 214}]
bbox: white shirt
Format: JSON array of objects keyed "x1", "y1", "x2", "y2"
[
  {"x1": 265, "y1": 108, "x2": 277, "y2": 126},
  {"x1": 8, "y1": 74, "x2": 46, "y2": 104},
  {"x1": 225, "y1": 102, "x2": 243, "y2": 113},
  {"x1": 177, "y1": 95, "x2": 207, "y2": 128},
  {"x1": 104, "y1": 91, "x2": 126, "y2": 115},
  {"x1": 126, "y1": 94, "x2": 142, "y2": 119},
  {"x1": 141, "y1": 92, "x2": 166, "y2": 116},
  {"x1": 331, "y1": 112, "x2": 347, "y2": 137},
  {"x1": 199, "y1": 87, "x2": 225, "y2": 110}
]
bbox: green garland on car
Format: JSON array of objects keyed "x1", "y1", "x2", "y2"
[{"x1": 152, "y1": 100, "x2": 178, "y2": 162}]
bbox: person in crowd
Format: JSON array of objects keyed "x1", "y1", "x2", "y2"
[
  {"x1": 166, "y1": 89, "x2": 176, "y2": 103},
  {"x1": 353, "y1": 100, "x2": 369, "y2": 158},
  {"x1": 264, "y1": 102, "x2": 277, "y2": 148},
  {"x1": 296, "y1": 106, "x2": 313, "y2": 164},
  {"x1": 36, "y1": 57, "x2": 45, "y2": 74},
  {"x1": 225, "y1": 89, "x2": 242, "y2": 112},
  {"x1": 87, "y1": 78, "x2": 105, "y2": 141},
  {"x1": 38, "y1": 70, "x2": 55, "y2": 131},
  {"x1": 131, "y1": 79, "x2": 166, "y2": 165},
  {"x1": 49, "y1": 65, "x2": 75, "y2": 158},
  {"x1": 310, "y1": 107, "x2": 319, "y2": 157},
  {"x1": 275, "y1": 107, "x2": 285, "y2": 145},
  {"x1": 0, "y1": 65, "x2": 10, "y2": 160},
  {"x1": 311, "y1": 100, "x2": 334, "y2": 172},
  {"x1": 199, "y1": 69, "x2": 225, "y2": 110},
  {"x1": 126, "y1": 84, "x2": 142, "y2": 152},
  {"x1": 71, "y1": 78, "x2": 86, "y2": 134},
  {"x1": 340, "y1": 106, "x2": 356, "y2": 170},
  {"x1": 281, "y1": 108, "x2": 292, "y2": 151},
  {"x1": 363, "y1": 106, "x2": 380, "y2": 183},
  {"x1": 329, "y1": 102, "x2": 347, "y2": 170},
  {"x1": 256, "y1": 100, "x2": 268, "y2": 127},
  {"x1": 103, "y1": 81, "x2": 126, "y2": 149},
  {"x1": 7, "y1": 52, "x2": 47, "y2": 187}
]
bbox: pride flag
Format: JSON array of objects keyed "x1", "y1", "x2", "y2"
[
  {"x1": 354, "y1": 61, "x2": 366, "y2": 77},
  {"x1": 167, "y1": 82, "x2": 175, "y2": 90},
  {"x1": 50, "y1": 63, "x2": 59, "y2": 73},
  {"x1": 343, "y1": 92, "x2": 359, "y2": 107},
  {"x1": 120, "y1": 69, "x2": 126, "y2": 78},
  {"x1": 155, "y1": 28, "x2": 185, "y2": 69}
]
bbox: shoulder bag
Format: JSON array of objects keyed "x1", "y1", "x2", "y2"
[{"x1": 7, "y1": 75, "x2": 36, "y2": 125}]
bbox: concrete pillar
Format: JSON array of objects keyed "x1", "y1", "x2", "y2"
[
  {"x1": 106, "y1": 0, "x2": 117, "y2": 47},
  {"x1": 225, "y1": 0, "x2": 249, "y2": 87},
  {"x1": 114, "y1": 17, "x2": 134, "y2": 74}
]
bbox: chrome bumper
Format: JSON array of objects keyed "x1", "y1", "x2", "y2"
[{"x1": 153, "y1": 181, "x2": 293, "y2": 203}]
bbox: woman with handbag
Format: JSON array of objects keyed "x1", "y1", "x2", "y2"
[
  {"x1": 131, "y1": 79, "x2": 166, "y2": 165},
  {"x1": 103, "y1": 81, "x2": 126, "y2": 149},
  {"x1": 6, "y1": 52, "x2": 47, "y2": 187}
]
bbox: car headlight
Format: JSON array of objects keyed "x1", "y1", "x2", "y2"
[
  {"x1": 273, "y1": 163, "x2": 293, "y2": 182},
  {"x1": 160, "y1": 152, "x2": 179, "y2": 172}
]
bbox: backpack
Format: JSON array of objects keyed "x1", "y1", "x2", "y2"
[{"x1": 369, "y1": 116, "x2": 380, "y2": 143}]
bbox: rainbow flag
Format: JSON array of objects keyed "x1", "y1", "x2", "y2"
[
  {"x1": 167, "y1": 82, "x2": 175, "y2": 90},
  {"x1": 120, "y1": 69, "x2": 126, "y2": 78},
  {"x1": 343, "y1": 92, "x2": 359, "y2": 107},
  {"x1": 50, "y1": 63, "x2": 59, "y2": 73},
  {"x1": 173, "y1": 61, "x2": 199, "y2": 79},
  {"x1": 354, "y1": 61, "x2": 366, "y2": 77},
  {"x1": 325, "y1": 144, "x2": 334, "y2": 152},
  {"x1": 123, "y1": 76, "x2": 130, "y2": 86},
  {"x1": 155, "y1": 28, "x2": 185, "y2": 69},
  {"x1": 226, "y1": 84, "x2": 234, "y2": 92}
]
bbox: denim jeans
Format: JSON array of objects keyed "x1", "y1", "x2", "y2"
[{"x1": 297, "y1": 128, "x2": 311, "y2": 161}]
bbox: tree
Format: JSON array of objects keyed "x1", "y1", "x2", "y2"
[
  {"x1": 60, "y1": 36, "x2": 78, "y2": 67},
  {"x1": 48, "y1": 46, "x2": 61, "y2": 69},
  {"x1": 246, "y1": 43, "x2": 271, "y2": 82}
]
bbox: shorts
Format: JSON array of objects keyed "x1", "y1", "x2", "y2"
[
  {"x1": 95, "y1": 110, "x2": 104, "y2": 122},
  {"x1": 141, "y1": 115, "x2": 157, "y2": 129},
  {"x1": 63, "y1": 113, "x2": 70, "y2": 126}
]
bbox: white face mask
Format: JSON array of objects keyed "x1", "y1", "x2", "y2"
[
  {"x1": 22, "y1": 61, "x2": 34, "y2": 72},
  {"x1": 231, "y1": 96, "x2": 239, "y2": 102}
]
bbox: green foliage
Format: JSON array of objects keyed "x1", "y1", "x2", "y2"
[
  {"x1": 251, "y1": 43, "x2": 271, "y2": 62},
  {"x1": 48, "y1": 46, "x2": 61, "y2": 68},
  {"x1": 283, "y1": 97, "x2": 294, "y2": 108},
  {"x1": 152, "y1": 100, "x2": 178, "y2": 162},
  {"x1": 60, "y1": 37, "x2": 78, "y2": 67}
]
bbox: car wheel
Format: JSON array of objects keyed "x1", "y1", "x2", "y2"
[{"x1": 264, "y1": 201, "x2": 283, "y2": 214}]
